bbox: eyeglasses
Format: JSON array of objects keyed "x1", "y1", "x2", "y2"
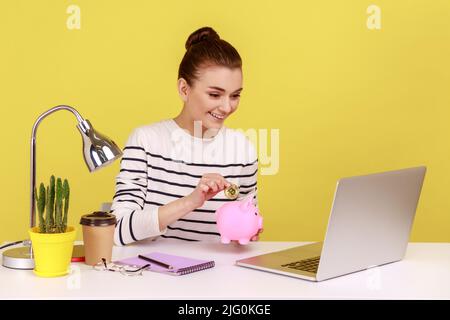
[{"x1": 93, "y1": 258, "x2": 150, "y2": 276}]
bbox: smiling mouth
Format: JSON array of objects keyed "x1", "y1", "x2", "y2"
[{"x1": 208, "y1": 111, "x2": 226, "y2": 120}]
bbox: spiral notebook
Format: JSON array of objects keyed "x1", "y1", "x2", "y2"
[{"x1": 115, "y1": 252, "x2": 215, "y2": 276}]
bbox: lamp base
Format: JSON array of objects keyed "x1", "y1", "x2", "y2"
[
  {"x1": 2, "y1": 247, "x2": 35, "y2": 270},
  {"x1": 2, "y1": 244, "x2": 85, "y2": 269}
]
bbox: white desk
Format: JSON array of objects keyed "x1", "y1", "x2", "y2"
[{"x1": 1, "y1": 241, "x2": 449, "y2": 299}]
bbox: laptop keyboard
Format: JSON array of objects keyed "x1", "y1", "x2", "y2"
[{"x1": 281, "y1": 256, "x2": 321, "y2": 273}]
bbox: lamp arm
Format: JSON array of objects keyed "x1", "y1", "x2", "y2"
[{"x1": 30, "y1": 105, "x2": 86, "y2": 228}]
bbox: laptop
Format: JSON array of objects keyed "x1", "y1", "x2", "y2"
[{"x1": 236, "y1": 166, "x2": 427, "y2": 282}]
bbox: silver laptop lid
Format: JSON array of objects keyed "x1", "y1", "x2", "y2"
[{"x1": 316, "y1": 166, "x2": 426, "y2": 281}]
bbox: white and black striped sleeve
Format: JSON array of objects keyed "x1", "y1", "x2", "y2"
[
  {"x1": 110, "y1": 128, "x2": 167, "y2": 246},
  {"x1": 238, "y1": 141, "x2": 258, "y2": 207}
]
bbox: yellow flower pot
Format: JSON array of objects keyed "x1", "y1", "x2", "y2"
[{"x1": 29, "y1": 226, "x2": 76, "y2": 277}]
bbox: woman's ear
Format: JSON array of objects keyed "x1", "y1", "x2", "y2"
[{"x1": 177, "y1": 78, "x2": 190, "y2": 102}]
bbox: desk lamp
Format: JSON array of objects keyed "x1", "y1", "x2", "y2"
[{"x1": 2, "y1": 105, "x2": 123, "y2": 269}]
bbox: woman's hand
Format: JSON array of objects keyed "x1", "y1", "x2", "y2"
[
  {"x1": 251, "y1": 227, "x2": 264, "y2": 241},
  {"x1": 185, "y1": 173, "x2": 231, "y2": 209},
  {"x1": 230, "y1": 227, "x2": 263, "y2": 245}
]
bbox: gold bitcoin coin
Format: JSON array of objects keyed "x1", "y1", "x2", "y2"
[{"x1": 224, "y1": 184, "x2": 239, "y2": 200}]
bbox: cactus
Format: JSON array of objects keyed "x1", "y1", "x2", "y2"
[
  {"x1": 55, "y1": 178, "x2": 63, "y2": 233},
  {"x1": 47, "y1": 175, "x2": 55, "y2": 230},
  {"x1": 62, "y1": 179, "x2": 70, "y2": 233},
  {"x1": 45, "y1": 185, "x2": 49, "y2": 231},
  {"x1": 45, "y1": 180, "x2": 53, "y2": 232},
  {"x1": 35, "y1": 183, "x2": 46, "y2": 233},
  {"x1": 35, "y1": 175, "x2": 70, "y2": 234}
]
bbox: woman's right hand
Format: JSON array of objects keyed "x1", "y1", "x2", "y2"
[{"x1": 185, "y1": 173, "x2": 231, "y2": 209}]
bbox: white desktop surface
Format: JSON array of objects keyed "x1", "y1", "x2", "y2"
[{"x1": 1, "y1": 240, "x2": 449, "y2": 300}]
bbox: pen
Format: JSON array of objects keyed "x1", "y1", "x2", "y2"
[{"x1": 138, "y1": 255, "x2": 174, "y2": 269}]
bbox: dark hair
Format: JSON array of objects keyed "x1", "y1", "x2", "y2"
[{"x1": 178, "y1": 27, "x2": 242, "y2": 87}]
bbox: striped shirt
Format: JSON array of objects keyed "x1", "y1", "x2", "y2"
[{"x1": 110, "y1": 119, "x2": 258, "y2": 245}]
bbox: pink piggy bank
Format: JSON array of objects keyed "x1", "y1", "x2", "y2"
[{"x1": 216, "y1": 196, "x2": 263, "y2": 245}]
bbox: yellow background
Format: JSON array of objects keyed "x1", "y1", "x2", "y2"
[{"x1": 1, "y1": 0, "x2": 449, "y2": 243}]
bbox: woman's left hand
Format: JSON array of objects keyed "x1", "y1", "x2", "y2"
[
  {"x1": 251, "y1": 228, "x2": 264, "y2": 241},
  {"x1": 230, "y1": 228, "x2": 263, "y2": 244}
]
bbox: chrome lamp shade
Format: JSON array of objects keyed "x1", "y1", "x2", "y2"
[{"x1": 77, "y1": 119, "x2": 122, "y2": 172}]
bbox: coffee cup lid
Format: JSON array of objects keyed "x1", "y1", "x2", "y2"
[{"x1": 80, "y1": 211, "x2": 117, "y2": 227}]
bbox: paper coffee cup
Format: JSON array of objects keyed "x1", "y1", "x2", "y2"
[{"x1": 80, "y1": 211, "x2": 117, "y2": 266}]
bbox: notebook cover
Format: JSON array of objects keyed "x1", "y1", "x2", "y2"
[{"x1": 114, "y1": 252, "x2": 215, "y2": 275}]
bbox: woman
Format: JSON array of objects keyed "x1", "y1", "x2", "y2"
[{"x1": 111, "y1": 26, "x2": 261, "y2": 245}]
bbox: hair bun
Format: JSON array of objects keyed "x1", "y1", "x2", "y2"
[{"x1": 185, "y1": 27, "x2": 220, "y2": 50}]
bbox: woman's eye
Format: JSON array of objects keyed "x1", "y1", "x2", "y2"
[
  {"x1": 232, "y1": 95, "x2": 241, "y2": 99},
  {"x1": 209, "y1": 93, "x2": 220, "y2": 98}
]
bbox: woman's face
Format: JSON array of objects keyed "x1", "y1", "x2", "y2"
[{"x1": 179, "y1": 65, "x2": 243, "y2": 133}]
